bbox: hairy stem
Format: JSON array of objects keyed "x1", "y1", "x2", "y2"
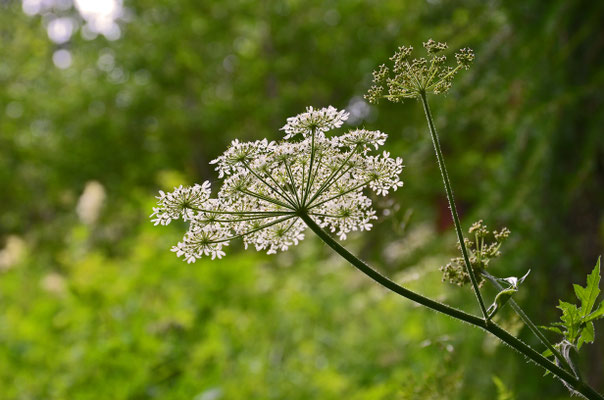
[
  {"x1": 300, "y1": 213, "x2": 603, "y2": 400},
  {"x1": 419, "y1": 91, "x2": 489, "y2": 320}
]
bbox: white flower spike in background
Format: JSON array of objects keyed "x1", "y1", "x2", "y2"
[{"x1": 151, "y1": 106, "x2": 403, "y2": 262}]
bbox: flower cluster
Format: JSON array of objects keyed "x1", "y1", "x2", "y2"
[
  {"x1": 281, "y1": 106, "x2": 349, "y2": 139},
  {"x1": 440, "y1": 220, "x2": 510, "y2": 286},
  {"x1": 151, "y1": 182, "x2": 212, "y2": 225},
  {"x1": 365, "y1": 39, "x2": 475, "y2": 103},
  {"x1": 151, "y1": 106, "x2": 404, "y2": 262}
]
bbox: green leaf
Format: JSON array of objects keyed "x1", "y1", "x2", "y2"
[
  {"x1": 541, "y1": 348, "x2": 555, "y2": 376},
  {"x1": 557, "y1": 301, "x2": 581, "y2": 342},
  {"x1": 488, "y1": 269, "x2": 531, "y2": 319},
  {"x1": 578, "y1": 322, "x2": 595, "y2": 349},
  {"x1": 539, "y1": 325, "x2": 562, "y2": 334},
  {"x1": 574, "y1": 256, "x2": 601, "y2": 318},
  {"x1": 547, "y1": 258, "x2": 602, "y2": 347},
  {"x1": 487, "y1": 288, "x2": 517, "y2": 319},
  {"x1": 584, "y1": 299, "x2": 604, "y2": 323}
]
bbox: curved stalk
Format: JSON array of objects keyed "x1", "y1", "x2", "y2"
[
  {"x1": 300, "y1": 213, "x2": 603, "y2": 400},
  {"x1": 419, "y1": 91, "x2": 489, "y2": 320}
]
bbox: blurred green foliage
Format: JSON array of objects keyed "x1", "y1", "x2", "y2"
[{"x1": 0, "y1": 0, "x2": 602, "y2": 398}]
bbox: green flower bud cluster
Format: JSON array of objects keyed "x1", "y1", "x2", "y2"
[
  {"x1": 441, "y1": 220, "x2": 510, "y2": 286},
  {"x1": 365, "y1": 39, "x2": 475, "y2": 103}
]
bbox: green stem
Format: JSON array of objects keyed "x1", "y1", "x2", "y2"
[
  {"x1": 300, "y1": 213, "x2": 603, "y2": 400},
  {"x1": 481, "y1": 270, "x2": 577, "y2": 377},
  {"x1": 419, "y1": 91, "x2": 489, "y2": 320}
]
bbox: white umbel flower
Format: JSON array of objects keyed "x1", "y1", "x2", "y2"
[
  {"x1": 334, "y1": 129, "x2": 388, "y2": 153},
  {"x1": 365, "y1": 152, "x2": 405, "y2": 195},
  {"x1": 209, "y1": 139, "x2": 276, "y2": 178},
  {"x1": 150, "y1": 181, "x2": 212, "y2": 225},
  {"x1": 280, "y1": 106, "x2": 349, "y2": 139},
  {"x1": 152, "y1": 106, "x2": 404, "y2": 262},
  {"x1": 171, "y1": 225, "x2": 229, "y2": 262}
]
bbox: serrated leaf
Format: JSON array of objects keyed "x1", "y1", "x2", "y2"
[
  {"x1": 584, "y1": 299, "x2": 604, "y2": 323},
  {"x1": 574, "y1": 257, "x2": 601, "y2": 318},
  {"x1": 577, "y1": 322, "x2": 595, "y2": 349},
  {"x1": 546, "y1": 258, "x2": 601, "y2": 350},
  {"x1": 558, "y1": 301, "x2": 581, "y2": 342}
]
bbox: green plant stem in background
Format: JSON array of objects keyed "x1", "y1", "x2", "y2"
[
  {"x1": 481, "y1": 271, "x2": 576, "y2": 377},
  {"x1": 300, "y1": 213, "x2": 604, "y2": 400},
  {"x1": 419, "y1": 91, "x2": 489, "y2": 320}
]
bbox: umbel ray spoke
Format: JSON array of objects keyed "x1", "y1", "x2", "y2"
[
  {"x1": 283, "y1": 158, "x2": 302, "y2": 207},
  {"x1": 259, "y1": 163, "x2": 300, "y2": 208},
  {"x1": 239, "y1": 188, "x2": 296, "y2": 210},
  {"x1": 189, "y1": 207, "x2": 291, "y2": 216},
  {"x1": 308, "y1": 180, "x2": 372, "y2": 210},
  {"x1": 196, "y1": 213, "x2": 294, "y2": 224},
  {"x1": 306, "y1": 145, "x2": 360, "y2": 207},
  {"x1": 241, "y1": 161, "x2": 298, "y2": 208},
  {"x1": 208, "y1": 215, "x2": 296, "y2": 244}
]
